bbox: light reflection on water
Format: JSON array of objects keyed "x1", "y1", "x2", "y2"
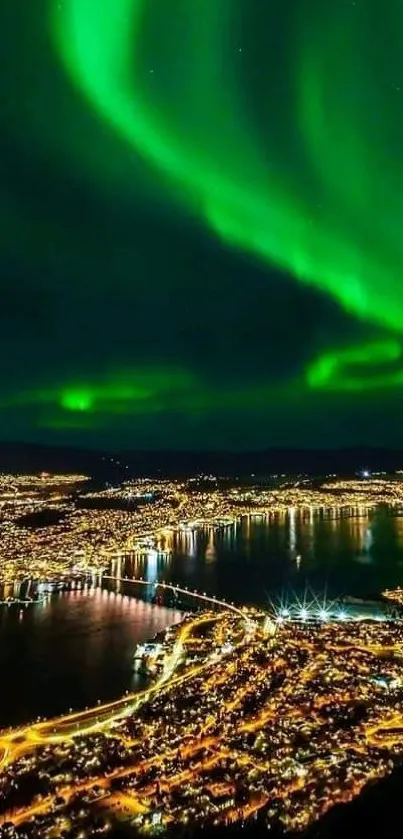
[
  {"x1": 0, "y1": 589, "x2": 182, "y2": 727},
  {"x1": 114, "y1": 507, "x2": 403, "y2": 604}
]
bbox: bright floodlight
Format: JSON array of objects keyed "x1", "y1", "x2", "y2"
[
  {"x1": 281, "y1": 608, "x2": 290, "y2": 618},
  {"x1": 319, "y1": 609, "x2": 329, "y2": 621},
  {"x1": 337, "y1": 610, "x2": 347, "y2": 621},
  {"x1": 300, "y1": 607, "x2": 309, "y2": 620}
]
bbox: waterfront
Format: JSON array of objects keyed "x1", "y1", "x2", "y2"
[
  {"x1": 0, "y1": 591, "x2": 182, "y2": 727},
  {"x1": 2, "y1": 506, "x2": 403, "y2": 727},
  {"x1": 125, "y1": 505, "x2": 403, "y2": 603},
  {"x1": 3, "y1": 596, "x2": 403, "y2": 836}
]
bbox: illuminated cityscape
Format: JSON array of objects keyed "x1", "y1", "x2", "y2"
[
  {"x1": 2, "y1": 587, "x2": 403, "y2": 836},
  {"x1": 2, "y1": 472, "x2": 403, "y2": 586},
  {"x1": 0, "y1": 473, "x2": 403, "y2": 836}
]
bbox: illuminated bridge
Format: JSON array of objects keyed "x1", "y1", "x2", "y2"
[
  {"x1": 36, "y1": 572, "x2": 250, "y2": 621},
  {"x1": 100, "y1": 575, "x2": 247, "y2": 621}
]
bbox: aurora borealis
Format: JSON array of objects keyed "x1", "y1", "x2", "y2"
[{"x1": 1, "y1": 0, "x2": 403, "y2": 448}]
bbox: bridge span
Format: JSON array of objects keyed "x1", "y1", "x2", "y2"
[{"x1": 100, "y1": 575, "x2": 247, "y2": 620}]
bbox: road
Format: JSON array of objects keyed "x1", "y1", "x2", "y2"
[{"x1": 0, "y1": 602, "x2": 251, "y2": 771}]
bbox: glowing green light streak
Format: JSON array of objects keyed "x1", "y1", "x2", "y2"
[
  {"x1": 52, "y1": 0, "x2": 403, "y2": 393},
  {"x1": 58, "y1": 369, "x2": 198, "y2": 415},
  {"x1": 60, "y1": 390, "x2": 93, "y2": 412},
  {"x1": 298, "y1": 2, "x2": 403, "y2": 330},
  {"x1": 0, "y1": 364, "x2": 296, "y2": 430},
  {"x1": 306, "y1": 340, "x2": 403, "y2": 392},
  {"x1": 0, "y1": 367, "x2": 199, "y2": 417}
]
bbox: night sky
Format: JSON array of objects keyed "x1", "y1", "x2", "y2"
[{"x1": 1, "y1": 0, "x2": 402, "y2": 450}]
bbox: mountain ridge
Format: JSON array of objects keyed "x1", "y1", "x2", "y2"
[{"x1": 0, "y1": 441, "x2": 402, "y2": 477}]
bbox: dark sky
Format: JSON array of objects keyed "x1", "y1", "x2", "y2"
[{"x1": 1, "y1": 0, "x2": 402, "y2": 450}]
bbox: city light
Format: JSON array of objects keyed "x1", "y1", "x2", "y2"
[
  {"x1": 1, "y1": 473, "x2": 403, "y2": 586},
  {"x1": 1, "y1": 471, "x2": 403, "y2": 835},
  {"x1": 1, "y1": 596, "x2": 403, "y2": 834}
]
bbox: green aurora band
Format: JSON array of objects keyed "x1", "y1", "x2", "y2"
[
  {"x1": 0, "y1": 366, "x2": 292, "y2": 428},
  {"x1": 52, "y1": 0, "x2": 403, "y2": 397}
]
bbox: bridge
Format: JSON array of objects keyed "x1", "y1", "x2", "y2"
[
  {"x1": 0, "y1": 573, "x2": 253, "y2": 623},
  {"x1": 100, "y1": 575, "x2": 247, "y2": 621}
]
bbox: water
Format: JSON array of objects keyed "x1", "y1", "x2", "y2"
[
  {"x1": 123, "y1": 506, "x2": 403, "y2": 604},
  {"x1": 0, "y1": 590, "x2": 182, "y2": 727},
  {"x1": 3, "y1": 506, "x2": 403, "y2": 727}
]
